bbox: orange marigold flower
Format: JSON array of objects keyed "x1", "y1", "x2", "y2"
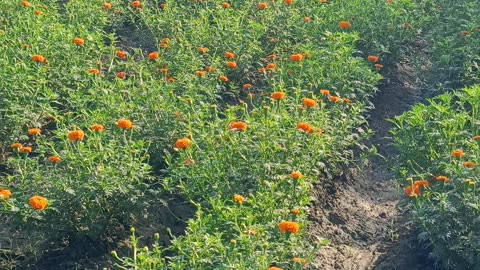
[
  {"x1": 221, "y1": 2, "x2": 230, "y2": 8},
  {"x1": 88, "y1": 68, "x2": 100, "y2": 74},
  {"x1": 343, "y1": 98, "x2": 351, "y2": 103},
  {"x1": 131, "y1": 1, "x2": 141, "y2": 7},
  {"x1": 29, "y1": 195, "x2": 48, "y2": 210},
  {"x1": 290, "y1": 53, "x2": 303, "y2": 62},
  {"x1": 473, "y1": 135, "x2": 480, "y2": 141},
  {"x1": 224, "y1": 51, "x2": 235, "y2": 59},
  {"x1": 91, "y1": 124, "x2": 104, "y2": 132},
  {"x1": 320, "y1": 89, "x2": 330, "y2": 96},
  {"x1": 116, "y1": 71, "x2": 126, "y2": 79},
  {"x1": 413, "y1": 180, "x2": 428, "y2": 189},
  {"x1": 21, "y1": 1, "x2": 30, "y2": 7},
  {"x1": 219, "y1": 75, "x2": 229, "y2": 82},
  {"x1": 28, "y1": 128, "x2": 41, "y2": 136},
  {"x1": 227, "y1": 61, "x2": 237, "y2": 69},
  {"x1": 116, "y1": 51, "x2": 126, "y2": 59},
  {"x1": 243, "y1": 229, "x2": 256, "y2": 235},
  {"x1": 68, "y1": 130, "x2": 85, "y2": 141},
  {"x1": 160, "y1": 67, "x2": 168, "y2": 73},
  {"x1": 463, "y1": 162, "x2": 475, "y2": 169},
  {"x1": 304, "y1": 17, "x2": 310, "y2": 22},
  {"x1": 22, "y1": 44, "x2": 30, "y2": 49},
  {"x1": 266, "y1": 63, "x2": 276, "y2": 70},
  {"x1": 290, "y1": 171, "x2": 302, "y2": 179},
  {"x1": 268, "y1": 267, "x2": 283, "y2": 270},
  {"x1": 33, "y1": 10, "x2": 42, "y2": 15},
  {"x1": 160, "y1": 3, "x2": 166, "y2": 8},
  {"x1": 161, "y1": 37, "x2": 170, "y2": 43},
  {"x1": 159, "y1": 43, "x2": 168, "y2": 49},
  {"x1": 104, "y1": 2, "x2": 112, "y2": 9},
  {"x1": 374, "y1": 64, "x2": 384, "y2": 69},
  {"x1": 404, "y1": 185, "x2": 420, "y2": 197},
  {"x1": 19, "y1": 146, "x2": 32, "y2": 154},
  {"x1": 452, "y1": 149, "x2": 465, "y2": 158},
  {"x1": 233, "y1": 194, "x2": 245, "y2": 204},
  {"x1": 338, "y1": 21, "x2": 351, "y2": 29},
  {"x1": 291, "y1": 208, "x2": 300, "y2": 215},
  {"x1": 302, "y1": 98, "x2": 317, "y2": 107},
  {"x1": 258, "y1": 3, "x2": 268, "y2": 9},
  {"x1": 243, "y1": 84, "x2": 252, "y2": 89},
  {"x1": 285, "y1": 0, "x2": 293, "y2": 4},
  {"x1": 116, "y1": 119, "x2": 133, "y2": 129},
  {"x1": 258, "y1": 67, "x2": 266, "y2": 73},
  {"x1": 148, "y1": 52, "x2": 159, "y2": 60},
  {"x1": 297, "y1": 122, "x2": 313, "y2": 134},
  {"x1": 10, "y1": 143, "x2": 22, "y2": 149},
  {"x1": 72, "y1": 37, "x2": 84, "y2": 46},
  {"x1": 205, "y1": 66, "x2": 215, "y2": 72},
  {"x1": 292, "y1": 257, "x2": 308, "y2": 265},
  {"x1": 271, "y1": 91, "x2": 285, "y2": 100},
  {"x1": 229, "y1": 121, "x2": 247, "y2": 131},
  {"x1": 32, "y1": 54, "x2": 46, "y2": 63},
  {"x1": 196, "y1": 71, "x2": 205, "y2": 76},
  {"x1": 267, "y1": 54, "x2": 277, "y2": 59},
  {"x1": 328, "y1": 96, "x2": 342, "y2": 103},
  {"x1": 0, "y1": 189, "x2": 12, "y2": 200},
  {"x1": 367, "y1": 55, "x2": 379, "y2": 62},
  {"x1": 175, "y1": 138, "x2": 192, "y2": 149},
  {"x1": 278, "y1": 221, "x2": 299, "y2": 234},
  {"x1": 436, "y1": 175, "x2": 449, "y2": 182},
  {"x1": 197, "y1": 47, "x2": 208, "y2": 53},
  {"x1": 48, "y1": 156, "x2": 61, "y2": 163}
]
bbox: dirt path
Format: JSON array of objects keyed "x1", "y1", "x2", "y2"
[{"x1": 310, "y1": 63, "x2": 437, "y2": 270}]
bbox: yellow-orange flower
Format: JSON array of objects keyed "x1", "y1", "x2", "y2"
[
  {"x1": 297, "y1": 122, "x2": 313, "y2": 134},
  {"x1": 367, "y1": 55, "x2": 379, "y2": 62},
  {"x1": 159, "y1": 43, "x2": 168, "y2": 49},
  {"x1": 219, "y1": 75, "x2": 229, "y2": 82},
  {"x1": 229, "y1": 121, "x2": 247, "y2": 131},
  {"x1": 285, "y1": 0, "x2": 293, "y2": 4},
  {"x1": 278, "y1": 221, "x2": 299, "y2": 234},
  {"x1": 291, "y1": 208, "x2": 300, "y2": 215},
  {"x1": 116, "y1": 71, "x2": 126, "y2": 79},
  {"x1": 292, "y1": 257, "x2": 308, "y2": 266},
  {"x1": 19, "y1": 146, "x2": 32, "y2": 154},
  {"x1": 116, "y1": 119, "x2": 133, "y2": 129},
  {"x1": 68, "y1": 130, "x2": 85, "y2": 141},
  {"x1": 463, "y1": 162, "x2": 475, "y2": 169},
  {"x1": 205, "y1": 66, "x2": 215, "y2": 72},
  {"x1": 320, "y1": 89, "x2": 330, "y2": 96},
  {"x1": 304, "y1": 17, "x2": 310, "y2": 22},
  {"x1": 222, "y1": 2, "x2": 230, "y2": 8},
  {"x1": 233, "y1": 194, "x2": 245, "y2": 204},
  {"x1": 131, "y1": 1, "x2": 141, "y2": 7},
  {"x1": 338, "y1": 21, "x2": 351, "y2": 29},
  {"x1": 148, "y1": 52, "x2": 159, "y2": 60},
  {"x1": 10, "y1": 143, "x2": 22, "y2": 149},
  {"x1": 473, "y1": 135, "x2": 480, "y2": 141},
  {"x1": 91, "y1": 124, "x2": 104, "y2": 132},
  {"x1": 243, "y1": 84, "x2": 252, "y2": 89},
  {"x1": 34, "y1": 10, "x2": 42, "y2": 15},
  {"x1": 328, "y1": 96, "x2": 342, "y2": 103},
  {"x1": 116, "y1": 51, "x2": 127, "y2": 59},
  {"x1": 28, "y1": 128, "x2": 41, "y2": 136},
  {"x1": 197, "y1": 47, "x2": 208, "y2": 53},
  {"x1": 29, "y1": 195, "x2": 48, "y2": 210},
  {"x1": 196, "y1": 71, "x2": 205, "y2": 76},
  {"x1": 227, "y1": 61, "x2": 237, "y2": 69},
  {"x1": 104, "y1": 2, "x2": 112, "y2": 9},
  {"x1": 290, "y1": 53, "x2": 303, "y2": 62},
  {"x1": 436, "y1": 176, "x2": 449, "y2": 182},
  {"x1": 175, "y1": 138, "x2": 192, "y2": 149},
  {"x1": 88, "y1": 68, "x2": 100, "y2": 74},
  {"x1": 0, "y1": 189, "x2": 12, "y2": 200},
  {"x1": 48, "y1": 156, "x2": 61, "y2": 163},
  {"x1": 266, "y1": 63, "x2": 276, "y2": 70},
  {"x1": 32, "y1": 54, "x2": 47, "y2": 63},
  {"x1": 21, "y1": 1, "x2": 30, "y2": 7},
  {"x1": 452, "y1": 149, "x2": 465, "y2": 158},
  {"x1": 302, "y1": 98, "x2": 317, "y2": 107},
  {"x1": 374, "y1": 64, "x2": 384, "y2": 69},
  {"x1": 271, "y1": 92, "x2": 285, "y2": 100},
  {"x1": 268, "y1": 267, "x2": 283, "y2": 270},
  {"x1": 73, "y1": 38, "x2": 84, "y2": 46},
  {"x1": 405, "y1": 185, "x2": 419, "y2": 197},
  {"x1": 290, "y1": 171, "x2": 302, "y2": 179},
  {"x1": 258, "y1": 3, "x2": 268, "y2": 9},
  {"x1": 224, "y1": 51, "x2": 235, "y2": 59}
]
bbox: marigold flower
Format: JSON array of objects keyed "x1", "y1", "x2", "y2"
[
  {"x1": 367, "y1": 55, "x2": 379, "y2": 62},
  {"x1": 197, "y1": 47, "x2": 208, "y2": 53},
  {"x1": 404, "y1": 185, "x2": 419, "y2": 197},
  {"x1": 22, "y1": 44, "x2": 30, "y2": 49},
  {"x1": 21, "y1": 1, "x2": 30, "y2": 7},
  {"x1": 32, "y1": 54, "x2": 46, "y2": 63},
  {"x1": 229, "y1": 121, "x2": 247, "y2": 131},
  {"x1": 463, "y1": 162, "x2": 475, "y2": 169},
  {"x1": 224, "y1": 51, "x2": 235, "y2": 59},
  {"x1": 258, "y1": 3, "x2": 267, "y2": 9},
  {"x1": 19, "y1": 146, "x2": 32, "y2": 154},
  {"x1": 413, "y1": 180, "x2": 428, "y2": 189},
  {"x1": 0, "y1": 189, "x2": 11, "y2": 200},
  {"x1": 116, "y1": 71, "x2": 126, "y2": 79},
  {"x1": 222, "y1": 2, "x2": 230, "y2": 8},
  {"x1": 268, "y1": 54, "x2": 277, "y2": 59},
  {"x1": 290, "y1": 53, "x2": 303, "y2": 62},
  {"x1": 10, "y1": 143, "x2": 22, "y2": 149},
  {"x1": 290, "y1": 171, "x2": 302, "y2": 179},
  {"x1": 268, "y1": 267, "x2": 283, "y2": 270},
  {"x1": 304, "y1": 17, "x2": 310, "y2": 22},
  {"x1": 116, "y1": 51, "x2": 127, "y2": 59},
  {"x1": 278, "y1": 221, "x2": 299, "y2": 234},
  {"x1": 48, "y1": 156, "x2": 61, "y2": 163},
  {"x1": 328, "y1": 96, "x2": 342, "y2": 103},
  {"x1": 159, "y1": 43, "x2": 168, "y2": 49},
  {"x1": 266, "y1": 63, "x2": 276, "y2": 70},
  {"x1": 88, "y1": 68, "x2": 100, "y2": 74},
  {"x1": 291, "y1": 208, "x2": 300, "y2": 215},
  {"x1": 116, "y1": 119, "x2": 133, "y2": 129},
  {"x1": 435, "y1": 176, "x2": 449, "y2": 182},
  {"x1": 161, "y1": 37, "x2": 170, "y2": 43},
  {"x1": 29, "y1": 195, "x2": 48, "y2": 210},
  {"x1": 292, "y1": 257, "x2": 308, "y2": 265},
  {"x1": 297, "y1": 122, "x2": 313, "y2": 134},
  {"x1": 243, "y1": 84, "x2": 252, "y2": 89},
  {"x1": 452, "y1": 149, "x2": 465, "y2": 158},
  {"x1": 338, "y1": 21, "x2": 351, "y2": 29},
  {"x1": 160, "y1": 67, "x2": 168, "y2": 73},
  {"x1": 464, "y1": 179, "x2": 475, "y2": 186},
  {"x1": 196, "y1": 71, "x2": 205, "y2": 76},
  {"x1": 28, "y1": 128, "x2": 41, "y2": 136},
  {"x1": 219, "y1": 75, "x2": 229, "y2": 82},
  {"x1": 33, "y1": 10, "x2": 42, "y2": 15},
  {"x1": 104, "y1": 2, "x2": 112, "y2": 9},
  {"x1": 160, "y1": 3, "x2": 166, "y2": 8},
  {"x1": 68, "y1": 130, "x2": 85, "y2": 141},
  {"x1": 131, "y1": 1, "x2": 141, "y2": 7},
  {"x1": 271, "y1": 91, "x2": 285, "y2": 100},
  {"x1": 72, "y1": 38, "x2": 84, "y2": 46},
  {"x1": 374, "y1": 64, "x2": 384, "y2": 69},
  {"x1": 227, "y1": 61, "x2": 237, "y2": 69},
  {"x1": 91, "y1": 124, "x2": 104, "y2": 132},
  {"x1": 243, "y1": 229, "x2": 256, "y2": 235},
  {"x1": 175, "y1": 138, "x2": 191, "y2": 149},
  {"x1": 343, "y1": 98, "x2": 351, "y2": 103},
  {"x1": 473, "y1": 135, "x2": 480, "y2": 141},
  {"x1": 302, "y1": 98, "x2": 316, "y2": 107},
  {"x1": 205, "y1": 66, "x2": 215, "y2": 72},
  {"x1": 233, "y1": 194, "x2": 245, "y2": 204},
  {"x1": 148, "y1": 52, "x2": 159, "y2": 60},
  {"x1": 285, "y1": 0, "x2": 293, "y2": 4},
  {"x1": 320, "y1": 89, "x2": 330, "y2": 96}
]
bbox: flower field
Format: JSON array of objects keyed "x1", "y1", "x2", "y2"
[{"x1": 0, "y1": 0, "x2": 479, "y2": 269}]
